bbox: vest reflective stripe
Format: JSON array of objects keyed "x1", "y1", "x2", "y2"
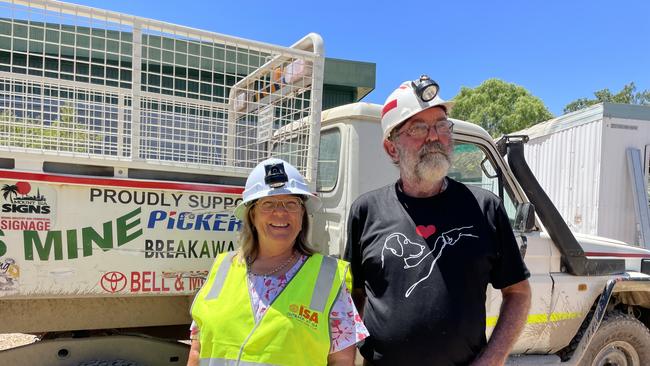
[
  {"x1": 205, "y1": 251, "x2": 236, "y2": 300},
  {"x1": 199, "y1": 358, "x2": 275, "y2": 366},
  {"x1": 189, "y1": 252, "x2": 233, "y2": 317},
  {"x1": 309, "y1": 255, "x2": 338, "y2": 312},
  {"x1": 191, "y1": 252, "x2": 349, "y2": 366}
]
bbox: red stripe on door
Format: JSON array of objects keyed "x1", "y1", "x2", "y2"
[{"x1": 585, "y1": 252, "x2": 650, "y2": 258}]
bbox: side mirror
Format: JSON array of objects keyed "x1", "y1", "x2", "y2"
[{"x1": 514, "y1": 202, "x2": 536, "y2": 232}]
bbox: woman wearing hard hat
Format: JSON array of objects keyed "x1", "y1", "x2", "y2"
[{"x1": 188, "y1": 158, "x2": 367, "y2": 366}]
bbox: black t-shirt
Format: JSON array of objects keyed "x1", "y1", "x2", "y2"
[{"x1": 344, "y1": 178, "x2": 529, "y2": 366}]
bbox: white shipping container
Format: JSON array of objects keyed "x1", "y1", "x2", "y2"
[{"x1": 516, "y1": 103, "x2": 650, "y2": 246}]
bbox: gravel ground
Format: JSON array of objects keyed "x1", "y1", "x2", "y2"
[
  {"x1": 0, "y1": 333, "x2": 37, "y2": 351},
  {"x1": 0, "y1": 333, "x2": 190, "y2": 350}
]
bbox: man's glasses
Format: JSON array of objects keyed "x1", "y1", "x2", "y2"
[
  {"x1": 397, "y1": 119, "x2": 454, "y2": 139},
  {"x1": 255, "y1": 198, "x2": 304, "y2": 213}
]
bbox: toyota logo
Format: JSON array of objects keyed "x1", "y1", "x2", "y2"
[{"x1": 100, "y1": 271, "x2": 127, "y2": 293}]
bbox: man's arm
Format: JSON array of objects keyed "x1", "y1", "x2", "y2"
[{"x1": 472, "y1": 279, "x2": 531, "y2": 366}]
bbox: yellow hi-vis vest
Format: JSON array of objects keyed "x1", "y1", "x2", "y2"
[{"x1": 191, "y1": 251, "x2": 350, "y2": 366}]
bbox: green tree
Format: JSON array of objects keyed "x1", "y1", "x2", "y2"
[
  {"x1": 563, "y1": 82, "x2": 650, "y2": 113},
  {"x1": 0, "y1": 102, "x2": 100, "y2": 153},
  {"x1": 450, "y1": 78, "x2": 553, "y2": 137}
]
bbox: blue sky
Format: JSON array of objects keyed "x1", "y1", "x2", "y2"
[{"x1": 73, "y1": 0, "x2": 649, "y2": 116}]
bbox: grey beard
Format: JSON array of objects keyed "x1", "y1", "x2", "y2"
[
  {"x1": 415, "y1": 152, "x2": 450, "y2": 182},
  {"x1": 400, "y1": 141, "x2": 452, "y2": 184}
]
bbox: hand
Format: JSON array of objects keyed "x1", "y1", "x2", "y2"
[{"x1": 470, "y1": 279, "x2": 531, "y2": 366}]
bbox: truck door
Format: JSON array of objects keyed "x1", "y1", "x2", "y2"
[
  {"x1": 311, "y1": 126, "x2": 347, "y2": 256},
  {"x1": 450, "y1": 138, "x2": 555, "y2": 353}
]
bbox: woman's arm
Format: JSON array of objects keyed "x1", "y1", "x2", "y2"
[
  {"x1": 327, "y1": 279, "x2": 368, "y2": 366},
  {"x1": 328, "y1": 344, "x2": 356, "y2": 366},
  {"x1": 187, "y1": 339, "x2": 201, "y2": 366}
]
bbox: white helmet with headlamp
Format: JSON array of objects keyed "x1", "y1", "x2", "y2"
[
  {"x1": 234, "y1": 158, "x2": 322, "y2": 219},
  {"x1": 380, "y1": 75, "x2": 455, "y2": 140}
]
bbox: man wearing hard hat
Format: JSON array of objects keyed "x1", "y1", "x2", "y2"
[{"x1": 344, "y1": 76, "x2": 531, "y2": 365}]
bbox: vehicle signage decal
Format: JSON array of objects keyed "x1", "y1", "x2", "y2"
[
  {"x1": 1, "y1": 181, "x2": 57, "y2": 232},
  {"x1": 146, "y1": 211, "x2": 241, "y2": 232},
  {"x1": 144, "y1": 239, "x2": 235, "y2": 259},
  {"x1": 98, "y1": 270, "x2": 209, "y2": 294},
  {"x1": 0, "y1": 173, "x2": 242, "y2": 298},
  {"x1": 23, "y1": 207, "x2": 142, "y2": 261},
  {"x1": 100, "y1": 271, "x2": 128, "y2": 293},
  {"x1": 0, "y1": 255, "x2": 19, "y2": 291}
]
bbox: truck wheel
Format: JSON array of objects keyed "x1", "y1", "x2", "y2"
[{"x1": 579, "y1": 312, "x2": 650, "y2": 366}]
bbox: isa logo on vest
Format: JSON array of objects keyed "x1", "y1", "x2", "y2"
[{"x1": 288, "y1": 303, "x2": 320, "y2": 329}]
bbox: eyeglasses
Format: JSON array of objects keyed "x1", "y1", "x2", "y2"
[
  {"x1": 396, "y1": 119, "x2": 454, "y2": 139},
  {"x1": 255, "y1": 199, "x2": 304, "y2": 213}
]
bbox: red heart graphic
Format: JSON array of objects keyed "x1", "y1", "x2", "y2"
[{"x1": 416, "y1": 225, "x2": 436, "y2": 239}]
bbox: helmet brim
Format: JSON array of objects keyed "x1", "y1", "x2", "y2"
[
  {"x1": 383, "y1": 100, "x2": 455, "y2": 140},
  {"x1": 233, "y1": 188, "x2": 322, "y2": 219}
]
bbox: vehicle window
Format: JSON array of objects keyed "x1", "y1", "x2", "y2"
[
  {"x1": 450, "y1": 142, "x2": 518, "y2": 224},
  {"x1": 317, "y1": 128, "x2": 341, "y2": 192}
]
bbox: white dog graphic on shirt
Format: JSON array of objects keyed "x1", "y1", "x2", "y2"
[{"x1": 381, "y1": 226, "x2": 478, "y2": 297}]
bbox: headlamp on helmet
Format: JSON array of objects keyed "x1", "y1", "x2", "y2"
[
  {"x1": 413, "y1": 75, "x2": 439, "y2": 102},
  {"x1": 264, "y1": 162, "x2": 288, "y2": 188}
]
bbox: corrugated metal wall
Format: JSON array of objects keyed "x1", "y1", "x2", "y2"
[
  {"x1": 525, "y1": 120, "x2": 604, "y2": 236},
  {"x1": 517, "y1": 103, "x2": 650, "y2": 245},
  {"x1": 521, "y1": 105, "x2": 604, "y2": 237}
]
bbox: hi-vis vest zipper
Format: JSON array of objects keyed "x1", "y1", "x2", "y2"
[{"x1": 191, "y1": 251, "x2": 351, "y2": 366}]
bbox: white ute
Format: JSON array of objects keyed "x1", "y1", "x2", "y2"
[
  {"x1": 1, "y1": 1, "x2": 650, "y2": 365},
  {"x1": 0, "y1": 0, "x2": 325, "y2": 364}
]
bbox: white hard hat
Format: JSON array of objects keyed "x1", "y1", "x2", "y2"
[
  {"x1": 234, "y1": 158, "x2": 322, "y2": 219},
  {"x1": 381, "y1": 75, "x2": 454, "y2": 139}
]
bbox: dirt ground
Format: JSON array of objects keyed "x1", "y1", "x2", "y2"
[
  {"x1": 0, "y1": 333, "x2": 37, "y2": 351},
  {"x1": 0, "y1": 333, "x2": 190, "y2": 350}
]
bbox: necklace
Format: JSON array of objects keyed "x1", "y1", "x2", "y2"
[{"x1": 247, "y1": 252, "x2": 296, "y2": 277}]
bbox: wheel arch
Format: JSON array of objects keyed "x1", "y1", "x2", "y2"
[{"x1": 563, "y1": 275, "x2": 650, "y2": 365}]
